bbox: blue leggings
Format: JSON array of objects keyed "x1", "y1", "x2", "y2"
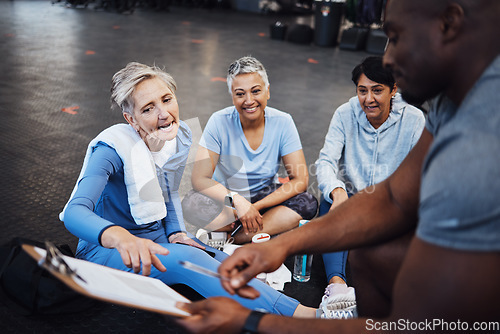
[
  {"x1": 319, "y1": 198, "x2": 348, "y2": 283},
  {"x1": 75, "y1": 229, "x2": 298, "y2": 316}
]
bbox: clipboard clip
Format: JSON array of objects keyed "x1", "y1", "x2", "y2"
[{"x1": 39, "y1": 241, "x2": 87, "y2": 284}]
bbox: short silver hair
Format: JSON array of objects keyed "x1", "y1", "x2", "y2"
[
  {"x1": 111, "y1": 62, "x2": 177, "y2": 115},
  {"x1": 226, "y1": 56, "x2": 269, "y2": 94}
]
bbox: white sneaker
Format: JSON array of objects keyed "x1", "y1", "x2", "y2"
[
  {"x1": 319, "y1": 305, "x2": 358, "y2": 319},
  {"x1": 319, "y1": 283, "x2": 356, "y2": 311},
  {"x1": 195, "y1": 229, "x2": 227, "y2": 250}
]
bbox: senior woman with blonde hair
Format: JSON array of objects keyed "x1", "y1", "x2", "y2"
[{"x1": 60, "y1": 62, "x2": 316, "y2": 317}]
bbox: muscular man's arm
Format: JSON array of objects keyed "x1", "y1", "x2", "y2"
[
  {"x1": 178, "y1": 128, "x2": 500, "y2": 333},
  {"x1": 178, "y1": 234, "x2": 500, "y2": 334},
  {"x1": 281, "y1": 128, "x2": 432, "y2": 256},
  {"x1": 256, "y1": 238, "x2": 500, "y2": 333},
  {"x1": 218, "y1": 129, "x2": 433, "y2": 295}
]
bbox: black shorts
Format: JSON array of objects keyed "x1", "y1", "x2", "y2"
[{"x1": 181, "y1": 183, "x2": 318, "y2": 227}]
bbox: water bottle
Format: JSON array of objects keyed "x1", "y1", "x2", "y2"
[{"x1": 293, "y1": 220, "x2": 313, "y2": 282}]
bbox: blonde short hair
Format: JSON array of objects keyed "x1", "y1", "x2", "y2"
[{"x1": 111, "y1": 62, "x2": 177, "y2": 115}]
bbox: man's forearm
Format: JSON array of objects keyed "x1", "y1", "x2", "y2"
[
  {"x1": 276, "y1": 181, "x2": 416, "y2": 258},
  {"x1": 277, "y1": 130, "x2": 432, "y2": 257}
]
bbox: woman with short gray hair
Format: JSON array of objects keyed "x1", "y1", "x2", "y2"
[
  {"x1": 184, "y1": 56, "x2": 318, "y2": 245},
  {"x1": 226, "y1": 56, "x2": 269, "y2": 94}
]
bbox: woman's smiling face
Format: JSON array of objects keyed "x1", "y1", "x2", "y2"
[
  {"x1": 231, "y1": 72, "x2": 270, "y2": 123},
  {"x1": 357, "y1": 73, "x2": 396, "y2": 129},
  {"x1": 124, "y1": 77, "x2": 179, "y2": 149}
]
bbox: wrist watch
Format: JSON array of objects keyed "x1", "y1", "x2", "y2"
[
  {"x1": 241, "y1": 310, "x2": 266, "y2": 334},
  {"x1": 224, "y1": 191, "x2": 238, "y2": 208}
]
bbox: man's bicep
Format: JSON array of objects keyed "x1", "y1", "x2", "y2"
[
  {"x1": 386, "y1": 128, "x2": 433, "y2": 218},
  {"x1": 391, "y1": 237, "x2": 500, "y2": 324}
]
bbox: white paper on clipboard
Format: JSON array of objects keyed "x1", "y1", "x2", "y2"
[{"x1": 23, "y1": 244, "x2": 191, "y2": 317}]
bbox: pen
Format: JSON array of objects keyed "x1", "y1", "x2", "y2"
[
  {"x1": 230, "y1": 222, "x2": 243, "y2": 237},
  {"x1": 179, "y1": 261, "x2": 229, "y2": 281}
]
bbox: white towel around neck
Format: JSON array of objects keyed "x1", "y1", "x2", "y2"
[{"x1": 60, "y1": 123, "x2": 168, "y2": 225}]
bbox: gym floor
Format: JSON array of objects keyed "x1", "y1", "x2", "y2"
[{"x1": 0, "y1": 1, "x2": 371, "y2": 332}]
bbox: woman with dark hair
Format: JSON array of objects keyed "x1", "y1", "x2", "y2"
[{"x1": 314, "y1": 56, "x2": 425, "y2": 319}]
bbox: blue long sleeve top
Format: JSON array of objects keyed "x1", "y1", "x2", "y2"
[
  {"x1": 63, "y1": 121, "x2": 192, "y2": 245},
  {"x1": 315, "y1": 93, "x2": 425, "y2": 203}
]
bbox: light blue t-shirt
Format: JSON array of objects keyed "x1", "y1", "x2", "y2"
[
  {"x1": 417, "y1": 56, "x2": 500, "y2": 251},
  {"x1": 200, "y1": 106, "x2": 302, "y2": 197}
]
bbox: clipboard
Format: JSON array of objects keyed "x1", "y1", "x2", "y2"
[{"x1": 21, "y1": 242, "x2": 191, "y2": 317}]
